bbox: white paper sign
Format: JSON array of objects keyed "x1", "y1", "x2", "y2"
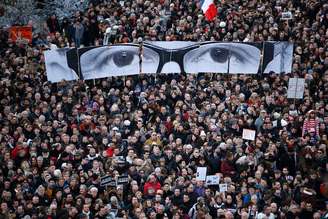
[
  {"x1": 289, "y1": 110, "x2": 298, "y2": 116},
  {"x1": 242, "y1": 129, "x2": 256, "y2": 141},
  {"x1": 206, "y1": 175, "x2": 220, "y2": 185},
  {"x1": 272, "y1": 120, "x2": 278, "y2": 128},
  {"x1": 281, "y1": 119, "x2": 288, "y2": 127},
  {"x1": 281, "y1": 11, "x2": 293, "y2": 20},
  {"x1": 196, "y1": 167, "x2": 207, "y2": 181},
  {"x1": 219, "y1": 184, "x2": 228, "y2": 193},
  {"x1": 287, "y1": 78, "x2": 305, "y2": 99}
]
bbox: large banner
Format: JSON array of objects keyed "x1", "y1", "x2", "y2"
[
  {"x1": 263, "y1": 42, "x2": 294, "y2": 74},
  {"x1": 79, "y1": 44, "x2": 141, "y2": 80},
  {"x1": 44, "y1": 48, "x2": 79, "y2": 83},
  {"x1": 191, "y1": 42, "x2": 263, "y2": 74},
  {"x1": 142, "y1": 41, "x2": 199, "y2": 74},
  {"x1": 9, "y1": 26, "x2": 32, "y2": 44},
  {"x1": 44, "y1": 41, "x2": 294, "y2": 83}
]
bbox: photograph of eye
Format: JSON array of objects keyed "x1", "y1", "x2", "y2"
[
  {"x1": 210, "y1": 48, "x2": 229, "y2": 63},
  {"x1": 228, "y1": 43, "x2": 262, "y2": 74},
  {"x1": 141, "y1": 47, "x2": 160, "y2": 74},
  {"x1": 184, "y1": 42, "x2": 261, "y2": 74},
  {"x1": 263, "y1": 42, "x2": 293, "y2": 74},
  {"x1": 44, "y1": 48, "x2": 79, "y2": 83},
  {"x1": 113, "y1": 51, "x2": 134, "y2": 67},
  {"x1": 79, "y1": 44, "x2": 141, "y2": 80}
]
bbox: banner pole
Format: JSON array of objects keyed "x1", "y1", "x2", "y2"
[
  {"x1": 260, "y1": 41, "x2": 265, "y2": 75},
  {"x1": 76, "y1": 47, "x2": 84, "y2": 105},
  {"x1": 227, "y1": 45, "x2": 231, "y2": 75},
  {"x1": 138, "y1": 38, "x2": 143, "y2": 74},
  {"x1": 76, "y1": 46, "x2": 81, "y2": 79},
  {"x1": 293, "y1": 78, "x2": 298, "y2": 106},
  {"x1": 280, "y1": 43, "x2": 285, "y2": 73}
]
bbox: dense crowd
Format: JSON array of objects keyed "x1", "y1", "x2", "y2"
[{"x1": 0, "y1": 0, "x2": 328, "y2": 218}]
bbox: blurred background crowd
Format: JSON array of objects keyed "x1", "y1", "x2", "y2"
[{"x1": 0, "y1": 0, "x2": 328, "y2": 218}]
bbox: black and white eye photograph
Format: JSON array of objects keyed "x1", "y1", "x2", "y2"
[
  {"x1": 140, "y1": 46, "x2": 160, "y2": 74},
  {"x1": 184, "y1": 42, "x2": 261, "y2": 74},
  {"x1": 79, "y1": 44, "x2": 141, "y2": 80},
  {"x1": 44, "y1": 48, "x2": 79, "y2": 83},
  {"x1": 228, "y1": 42, "x2": 262, "y2": 74}
]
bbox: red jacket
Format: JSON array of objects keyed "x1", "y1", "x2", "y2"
[
  {"x1": 11, "y1": 145, "x2": 29, "y2": 159},
  {"x1": 221, "y1": 159, "x2": 235, "y2": 176},
  {"x1": 105, "y1": 147, "x2": 115, "y2": 157},
  {"x1": 143, "y1": 181, "x2": 161, "y2": 195}
]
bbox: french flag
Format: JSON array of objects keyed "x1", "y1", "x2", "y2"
[{"x1": 200, "y1": 0, "x2": 218, "y2": 21}]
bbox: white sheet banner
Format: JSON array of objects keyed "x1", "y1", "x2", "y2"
[{"x1": 44, "y1": 41, "x2": 294, "y2": 83}]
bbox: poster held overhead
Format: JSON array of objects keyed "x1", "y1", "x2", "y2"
[
  {"x1": 263, "y1": 42, "x2": 293, "y2": 74},
  {"x1": 206, "y1": 175, "x2": 220, "y2": 185},
  {"x1": 281, "y1": 12, "x2": 293, "y2": 20},
  {"x1": 185, "y1": 42, "x2": 229, "y2": 74},
  {"x1": 219, "y1": 184, "x2": 228, "y2": 193},
  {"x1": 141, "y1": 41, "x2": 199, "y2": 74},
  {"x1": 9, "y1": 26, "x2": 32, "y2": 44},
  {"x1": 117, "y1": 175, "x2": 129, "y2": 185},
  {"x1": 227, "y1": 42, "x2": 262, "y2": 74},
  {"x1": 242, "y1": 129, "x2": 256, "y2": 141},
  {"x1": 44, "y1": 41, "x2": 295, "y2": 82},
  {"x1": 196, "y1": 167, "x2": 207, "y2": 181},
  {"x1": 79, "y1": 44, "x2": 141, "y2": 80},
  {"x1": 287, "y1": 78, "x2": 305, "y2": 99},
  {"x1": 186, "y1": 42, "x2": 262, "y2": 74},
  {"x1": 44, "y1": 48, "x2": 79, "y2": 83},
  {"x1": 100, "y1": 176, "x2": 117, "y2": 187}
]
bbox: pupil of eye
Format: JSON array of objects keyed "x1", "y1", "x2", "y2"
[
  {"x1": 210, "y1": 48, "x2": 229, "y2": 63},
  {"x1": 113, "y1": 51, "x2": 134, "y2": 67}
]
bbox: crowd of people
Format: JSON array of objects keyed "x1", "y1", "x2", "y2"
[{"x1": 0, "y1": 0, "x2": 328, "y2": 218}]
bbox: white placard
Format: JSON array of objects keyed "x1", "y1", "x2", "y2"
[
  {"x1": 196, "y1": 167, "x2": 207, "y2": 181},
  {"x1": 287, "y1": 78, "x2": 305, "y2": 99},
  {"x1": 272, "y1": 120, "x2": 278, "y2": 128},
  {"x1": 242, "y1": 129, "x2": 256, "y2": 141},
  {"x1": 281, "y1": 119, "x2": 288, "y2": 127},
  {"x1": 206, "y1": 175, "x2": 220, "y2": 185},
  {"x1": 289, "y1": 110, "x2": 298, "y2": 116},
  {"x1": 281, "y1": 11, "x2": 293, "y2": 20},
  {"x1": 219, "y1": 184, "x2": 228, "y2": 193}
]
